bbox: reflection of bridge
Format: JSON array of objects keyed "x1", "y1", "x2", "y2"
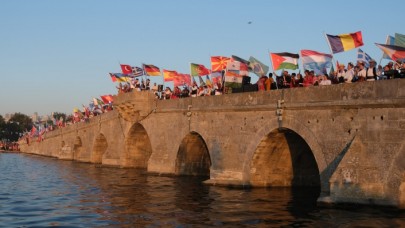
[{"x1": 20, "y1": 80, "x2": 405, "y2": 208}]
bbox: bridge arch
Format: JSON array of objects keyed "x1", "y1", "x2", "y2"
[
  {"x1": 249, "y1": 127, "x2": 320, "y2": 187},
  {"x1": 175, "y1": 131, "x2": 211, "y2": 177},
  {"x1": 92, "y1": 133, "x2": 108, "y2": 164},
  {"x1": 243, "y1": 116, "x2": 327, "y2": 191},
  {"x1": 124, "y1": 123, "x2": 152, "y2": 168}
]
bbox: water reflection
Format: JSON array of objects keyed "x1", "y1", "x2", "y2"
[{"x1": 0, "y1": 153, "x2": 404, "y2": 227}]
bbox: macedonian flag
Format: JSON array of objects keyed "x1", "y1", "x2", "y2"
[{"x1": 211, "y1": 56, "x2": 230, "y2": 72}]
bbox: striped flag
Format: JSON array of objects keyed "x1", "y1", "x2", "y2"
[
  {"x1": 357, "y1": 49, "x2": 373, "y2": 67},
  {"x1": 143, "y1": 64, "x2": 161, "y2": 76},
  {"x1": 270, "y1": 52, "x2": 299, "y2": 70},
  {"x1": 300, "y1": 50, "x2": 333, "y2": 75},
  {"x1": 163, "y1": 69, "x2": 178, "y2": 82},
  {"x1": 383, "y1": 35, "x2": 395, "y2": 60},
  {"x1": 375, "y1": 43, "x2": 405, "y2": 62},
  {"x1": 132, "y1": 66, "x2": 144, "y2": 77},
  {"x1": 326, "y1": 31, "x2": 364, "y2": 54}
]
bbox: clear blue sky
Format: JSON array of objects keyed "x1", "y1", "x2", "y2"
[{"x1": 0, "y1": 0, "x2": 402, "y2": 117}]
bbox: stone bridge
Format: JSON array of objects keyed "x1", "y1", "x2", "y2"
[{"x1": 20, "y1": 80, "x2": 405, "y2": 208}]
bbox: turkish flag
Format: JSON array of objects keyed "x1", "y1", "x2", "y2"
[{"x1": 120, "y1": 64, "x2": 132, "y2": 74}]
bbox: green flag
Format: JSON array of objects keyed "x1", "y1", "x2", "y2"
[
  {"x1": 394, "y1": 33, "x2": 405, "y2": 48},
  {"x1": 248, "y1": 56, "x2": 269, "y2": 77}
]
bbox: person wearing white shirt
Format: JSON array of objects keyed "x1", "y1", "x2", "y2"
[{"x1": 344, "y1": 62, "x2": 355, "y2": 83}]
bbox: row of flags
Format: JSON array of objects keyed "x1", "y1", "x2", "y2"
[{"x1": 109, "y1": 31, "x2": 405, "y2": 89}]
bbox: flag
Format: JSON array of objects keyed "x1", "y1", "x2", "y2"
[
  {"x1": 163, "y1": 69, "x2": 178, "y2": 82},
  {"x1": 270, "y1": 52, "x2": 299, "y2": 70},
  {"x1": 101, "y1": 95, "x2": 114, "y2": 104},
  {"x1": 394, "y1": 33, "x2": 405, "y2": 48},
  {"x1": 383, "y1": 35, "x2": 395, "y2": 60},
  {"x1": 211, "y1": 71, "x2": 222, "y2": 85},
  {"x1": 93, "y1": 98, "x2": 104, "y2": 106},
  {"x1": 249, "y1": 56, "x2": 269, "y2": 77},
  {"x1": 190, "y1": 63, "x2": 210, "y2": 76},
  {"x1": 375, "y1": 43, "x2": 405, "y2": 62},
  {"x1": 174, "y1": 73, "x2": 191, "y2": 87},
  {"x1": 227, "y1": 59, "x2": 249, "y2": 76},
  {"x1": 143, "y1": 64, "x2": 161, "y2": 76},
  {"x1": 224, "y1": 74, "x2": 243, "y2": 89},
  {"x1": 109, "y1": 73, "x2": 117, "y2": 82},
  {"x1": 329, "y1": 62, "x2": 335, "y2": 76},
  {"x1": 205, "y1": 75, "x2": 212, "y2": 86},
  {"x1": 197, "y1": 75, "x2": 205, "y2": 86},
  {"x1": 300, "y1": 50, "x2": 333, "y2": 75},
  {"x1": 132, "y1": 66, "x2": 144, "y2": 77},
  {"x1": 357, "y1": 49, "x2": 373, "y2": 67},
  {"x1": 225, "y1": 60, "x2": 249, "y2": 76},
  {"x1": 231, "y1": 55, "x2": 251, "y2": 70},
  {"x1": 110, "y1": 73, "x2": 130, "y2": 82},
  {"x1": 211, "y1": 56, "x2": 230, "y2": 72},
  {"x1": 326, "y1": 31, "x2": 363, "y2": 54},
  {"x1": 120, "y1": 64, "x2": 133, "y2": 74}
]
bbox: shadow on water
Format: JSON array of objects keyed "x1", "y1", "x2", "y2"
[{"x1": 1, "y1": 153, "x2": 404, "y2": 227}]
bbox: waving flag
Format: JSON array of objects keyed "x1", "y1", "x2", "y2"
[
  {"x1": 382, "y1": 35, "x2": 395, "y2": 60},
  {"x1": 174, "y1": 73, "x2": 191, "y2": 87},
  {"x1": 357, "y1": 49, "x2": 373, "y2": 67},
  {"x1": 395, "y1": 33, "x2": 405, "y2": 48},
  {"x1": 120, "y1": 64, "x2": 133, "y2": 74},
  {"x1": 231, "y1": 55, "x2": 251, "y2": 70},
  {"x1": 143, "y1": 64, "x2": 161, "y2": 76},
  {"x1": 300, "y1": 50, "x2": 333, "y2": 75},
  {"x1": 109, "y1": 73, "x2": 117, "y2": 82},
  {"x1": 190, "y1": 63, "x2": 210, "y2": 76},
  {"x1": 132, "y1": 66, "x2": 144, "y2": 77},
  {"x1": 226, "y1": 59, "x2": 249, "y2": 76},
  {"x1": 211, "y1": 56, "x2": 230, "y2": 72},
  {"x1": 375, "y1": 43, "x2": 405, "y2": 62},
  {"x1": 163, "y1": 69, "x2": 178, "y2": 82},
  {"x1": 101, "y1": 95, "x2": 114, "y2": 104},
  {"x1": 270, "y1": 52, "x2": 299, "y2": 70},
  {"x1": 110, "y1": 73, "x2": 130, "y2": 82},
  {"x1": 326, "y1": 31, "x2": 363, "y2": 54},
  {"x1": 249, "y1": 56, "x2": 269, "y2": 77}
]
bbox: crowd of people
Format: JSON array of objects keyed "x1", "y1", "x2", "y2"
[
  {"x1": 117, "y1": 60, "x2": 405, "y2": 99},
  {"x1": 20, "y1": 59, "x2": 404, "y2": 145}
]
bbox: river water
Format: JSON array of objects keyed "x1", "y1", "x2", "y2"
[{"x1": 0, "y1": 153, "x2": 404, "y2": 227}]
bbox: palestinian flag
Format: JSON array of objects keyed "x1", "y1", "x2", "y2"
[
  {"x1": 143, "y1": 64, "x2": 161, "y2": 76},
  {"x1": 211, "y1": 56, "x2": 230, "y2": 72},
  {"x1": 270, "y1": 52, "x2": 299, "y2": 70},
  {"x1": 190, "y1": 63, "x2": 210, "y2": 76},
  {"x1": 375, "y1": 43, "x2": 405, "y2": 61}
]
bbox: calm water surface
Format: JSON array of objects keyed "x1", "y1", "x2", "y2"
[{"x1": 0, "y1": 153, "x2": 404, "y2": 227}]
